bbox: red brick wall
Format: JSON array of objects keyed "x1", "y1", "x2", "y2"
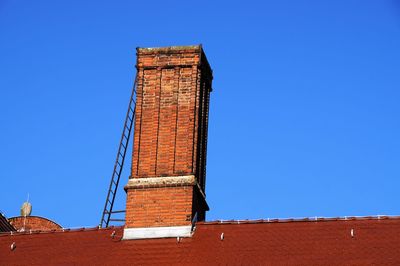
[
  {"x1": 126, "y1": 186, "x2": 194, "y2": 227},
  {"x1": 131, "y1": 46, "x2": 212, "y2": 181},
  {"x1": 9, "y1": 216, "x2": 62, "y2": 231},
  {"x1": 126, "y1": 46, "x2": 213, "y2": 228}
]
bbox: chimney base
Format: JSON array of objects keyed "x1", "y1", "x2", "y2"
[
  {"x1": 124, "y1": 175, "x2": 208, "y2": 230},
  {"x1": 123, "y1": 225, "x2": 192, "y2": 240}
]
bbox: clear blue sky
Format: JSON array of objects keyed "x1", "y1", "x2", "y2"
[{"x1": 1, "y1": 1, "x2": 400, "y2": 228}]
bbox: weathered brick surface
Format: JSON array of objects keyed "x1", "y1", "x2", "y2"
[
  {"x1": 126, "y1": 46, "x2": 213, "y2": 228},
  {"x1": 9, "y1": 216, "x2": 62, "y2": 231},
  {"x1": 125, "y1": 186, "x2": 193, "y2": 228},
  {"x1": 131, "y1": 45, "x2": 212, "y2": 179}
]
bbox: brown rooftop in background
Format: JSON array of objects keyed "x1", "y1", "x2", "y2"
[
  {"x1": 8, "y1": 216, "x2": 62, "y2": 232},
  {"x1": 0, "y1": 213, "x2": 15, "y2": 232}
]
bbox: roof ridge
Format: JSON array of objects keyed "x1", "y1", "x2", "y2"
[
  {"x1": 0, "y1": 225, "x2": 124, "y2": 237},
  {"x1": 200, "y1": 215, "x2": 400, "y2": 225}
]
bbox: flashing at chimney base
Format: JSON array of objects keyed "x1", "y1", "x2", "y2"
[{"x1": 123, "y1": 225, "x2": 192, "y2": 240}]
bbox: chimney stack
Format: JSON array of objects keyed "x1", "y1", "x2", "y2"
[{"x1": 124, "y1": 45, "x2": 213, "y2": 239}]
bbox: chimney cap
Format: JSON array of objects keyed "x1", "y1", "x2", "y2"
[{"x1": 136, "y1": 45, "x2": 202, "y2": 54}]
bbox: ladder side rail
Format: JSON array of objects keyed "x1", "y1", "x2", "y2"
[
  {"x1": 100, "y1": 73, "x2": 138, "y2": 228},
  {"x1": 105, "y1": 96, "x2": 135, "y2": 226}
]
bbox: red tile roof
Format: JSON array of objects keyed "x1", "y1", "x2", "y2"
[{"x1": 1, "y1": 216, "x2": 400, "y2": 265}]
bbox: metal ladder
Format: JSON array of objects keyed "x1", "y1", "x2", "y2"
[{"x1": 99, "y1": 73, "x2": 138, "y2": 228}]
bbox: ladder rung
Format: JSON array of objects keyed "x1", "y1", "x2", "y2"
[
  {"x1": 119, "y1": 144, "x2": 127, "y2": 152},
  {"x1": 119, "y1": 147, "x2": 126, "y2": 154},
  {"x1": 111, "y1": 210, "x2": 126, "y2": 214},
  {"x1": 109, "y1": 219, "x2": 125, "y2": 222}
]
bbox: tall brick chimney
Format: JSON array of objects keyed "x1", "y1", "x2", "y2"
[{"x1": 123, "y1": 45, "x2": 213, "y2": 239}]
